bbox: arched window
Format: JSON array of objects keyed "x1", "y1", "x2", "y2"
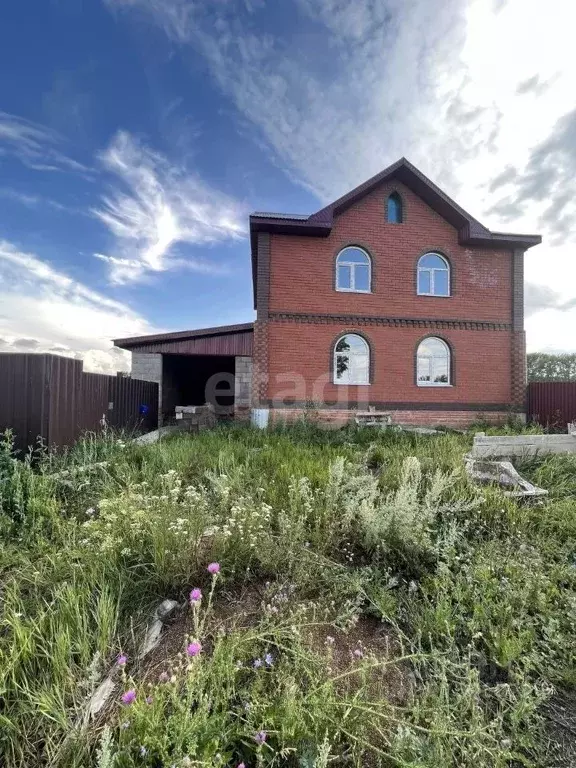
[
  {"x1": 387, "y1": 192, "x2": 403, "y2": 223},
  {"x1": 333, "y1": 334, "x2": 370, "y2": 385},
  {"x1": 416, "y1": 337, "x2": 451, "y2": 386},
  {"x1": 335, "y1": 247, "x2": 371, "y2": 293},
  {"x1": 417, "y1": 252, "x2": 450, "y2": 296}
]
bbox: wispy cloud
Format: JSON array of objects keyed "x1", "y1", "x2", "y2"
[
  {"x1": 93, "y1": 130, "x2": 246, "y2": 284},
  {"x1": 0, "y1": 111, "x2": 92, "y2": 174},
  {"x1": 107, "y1": 0, "x2": 576, "y2": 350},
  {"x1": 0, "y1": 240, "x2": 157, "y2": 373}
]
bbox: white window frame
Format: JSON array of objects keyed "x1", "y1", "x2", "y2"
[
  {"x1": 417, "y1": 252, "x2": 450, "y2": 297},
  {"x1": 333, "y1": 334, "x2": 370, "y2": 385},
  {"x1": 336, "y1": 247, "x2": 372, "y2": 293},
  {"x1": 416, "y1": 337, "x2": 452, "y2": 387}
]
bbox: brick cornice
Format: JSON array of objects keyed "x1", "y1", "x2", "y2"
[{"x1": 268, "y1": 311, "x2": 511, "y2": 332}]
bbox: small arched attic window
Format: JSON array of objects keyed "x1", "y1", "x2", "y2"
[{"x1": 386, "y1": 192, "x2": 403, "y2": 223}]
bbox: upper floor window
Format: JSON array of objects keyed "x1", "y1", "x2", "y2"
[
  {"x1": 336, "y1": 247, "x2": 371, "y2": 293},
  {"x1": 387, "y1": 192, "x2": 403, "y2": 223},
  {"x1": 417, "y1": 337, "x2": 451, "y2": 386},
  {"x1": 417, "y1": 252, "x2": 450, "y2": 296},
  {"x1": 334, "y1": 333, "x2": 370, "y2": 384}
]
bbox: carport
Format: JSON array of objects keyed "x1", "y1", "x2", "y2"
[{"x1": 114, "y1": 323, "x2": 253, "y2": 426}]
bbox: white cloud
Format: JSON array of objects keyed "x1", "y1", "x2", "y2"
[
  {"x1": 106, "y1": 0, "x2": 576, "y2": 349},
  {"x1": 0, "y1": 111, "x2": 92, "y2": 174},
  {"x1": 0, "y1": 241, "x2": 157, "y2": 373},
  {"x1": 93, "y1": 130, "x2": 247, "y2": 283}
]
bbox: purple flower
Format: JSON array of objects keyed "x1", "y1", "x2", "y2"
[
  {"x1": 237, "y1": 763, "x2": 246, "y2": 768},
  {"x1": 264, "y1": 653, "x2": 274, "y2": 667},
  {"x1": 254, "y1": 731, "x2": 267, "y2": 745},
  {"x1": 139, "y1": 746, "x2": 148, "y2": 757},
  {"x1": 121, "y1": 689, "x2": 136, "y2": 705},
  {"x1": 207, "y1": 562, "x2": 220, "y2": 574},
  {"x1": 158, "y1": 671, "x2": 169, "y2": 683},
  {"x1": 189, "y1": 588, "x2": 202, "y2": 604},
  {"x1": 187, "y1": 641, "x2": 202, "y2": 657},
  {"x1": 116, "y1": 653, "x2": 127, "y2": 666},
  {"x1": 353, "y1": 648, "x2": 364, "y2": 659},
  {"x1": 145, "y1": 695, "x2": 153, "y2": 705},
  {"x1": 253, "y1": 658, "x2": 263, "y2": 668}
]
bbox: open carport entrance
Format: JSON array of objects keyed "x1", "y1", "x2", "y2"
[{"x1": 161, "y1": 354, "x2": 235, "y2": 424}]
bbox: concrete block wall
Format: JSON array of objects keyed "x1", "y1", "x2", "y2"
[
  {"x1": 235, "y1": 356, "x2": 252, "y2": 419},
  {"x1": 131, "y1": 352, "x2": 163, "y2": 424}
]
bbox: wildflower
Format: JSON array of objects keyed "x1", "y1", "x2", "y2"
[
  {"x1": 187, "y1": 641, "x2": 202, "y2": 657},
  {"x1": 121, "y1": 720, "x2": 131, "y2": 729},
  {"x1": 139, "y1": 746, "x2": 147, "y2": 757},
  {"x1": 326, "y1": 636, "x2": 335, "y2": 645},
  {"x1": 145, "y1": 695, "x2": 153, "y2": 705},
  {"x1": 264, "y1": 653, "x2": 274, "y2": 667},
  {"x1": 207, "y1": 562, "x2": 220, "y2": 574},
  {"x1": 116, "y1": 653, "x2": 127, "y2": 666},
  {"x1": 353, "y1": 648, "x2": 364, "y2": 659},
  {"x1": 253, "y1": 658, "x2": 263, "y2": 668},
  {"x1": 235, "y1": 660, "x2": 243, "y2": 669},
  {"x1": 86, "y1": 507, "x2": 95, "y2": 516},
  {"x1": 121, "y1": 689, "x2": 136, "y2": 705},
  {"x1": 182, "y1": 758, "x2": 192, "y2": 767},
  {"x1": 158, "y1": 671, "x2": 169, "y2": 683},
  {"x1": 254, "y1": 731, "x2": 267, "y2": 745},
  {"x1": 237, "y1": 763, "x2": 246, "y2": 768},
  {"x1": 189, "y1": 588, "x2": 202, "y2": 604}
]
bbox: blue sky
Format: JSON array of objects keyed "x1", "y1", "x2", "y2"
[{"x1": 1, "y1": 0, "x2": 575, "y2": 372}]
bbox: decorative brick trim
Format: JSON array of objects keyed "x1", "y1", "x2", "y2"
[
  {"x1": 256, "y1": 232, "x2": 271, "y2": 319},
  {"x1": 268, "y1": 311, "x2": 511, "y2": 331},
  {"x1": 511, "y1": 249, "x2": 524, "y2": 332},
  {"x1": 261, "y1": 399, "x2": 524, "y2": 412}
]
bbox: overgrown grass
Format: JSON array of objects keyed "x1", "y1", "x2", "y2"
[{"x1": 0, "y1": 423, "x2": 574, "y2": 767}]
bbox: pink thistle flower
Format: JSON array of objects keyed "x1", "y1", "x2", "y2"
[
  {"x1": 145, "y1": 695, "x2": 153, "y2": 705},
  {"x1": 158, "y1": 671, "x2": 169, "y2": 683},
  {"x1": 187, "y1": 641, "x2": 202, "y2": 657},
  {"x1": 116, "y1": 653, "x2": 127, "y2": 666},
  {"x1": 189, "y1": 588, "x2": 202, "y2": 604},
  {"x1": 254, "y1": 730, "x2": 267, "y2": 745},
  {"x1": 121, "y1": 689, "x2": 136, "y2": 705},
  {"x1": 353, "y1": 648, "x2": 364, "y2": 659},
  {"x1": 237, "y1": 763, "x2": 246, "y2": 768},
  {"x1": 207, "y1": 562, "x2": 220, "y2": 574}
]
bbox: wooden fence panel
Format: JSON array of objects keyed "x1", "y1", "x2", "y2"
[{"x1": 527, "y1": 382, "x2": 576, "y2": 429}]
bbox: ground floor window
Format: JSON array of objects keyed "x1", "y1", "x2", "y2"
[
  {"x1": 416, "y1": 337, "x2": 451, "y2": 385},
  {"x1": 333, "y1": 334, "x2": 370, "y2": 384}
]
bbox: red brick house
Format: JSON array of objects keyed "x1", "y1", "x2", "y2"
[{"x1": 115, "y1": 158, "x2": 541, "y2": 428}]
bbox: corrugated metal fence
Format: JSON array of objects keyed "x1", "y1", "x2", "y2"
[
  {"x1": 527, "y1": 382, "x2": 576, "y2": 429},
  {"x1": 0, "y1": 353, "x2": 158, "y2": 453}
]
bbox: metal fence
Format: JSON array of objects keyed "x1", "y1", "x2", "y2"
[
  {"x1": 0, "y1": 353, "x2": 158, "y2": 453},
  {"x1": 527, "y1": 381, "x2": 576, "y2": 429}
]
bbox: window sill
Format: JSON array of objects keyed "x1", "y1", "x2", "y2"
[
  {"x1": 417, "y1": 383, "x2": 453, "y2": 388},
  {"x1": 416, "y1": 292, "x2": 451, "y2": 298},
  {"x1": 333, "y1": 382, "x2": 371, "y2": 386},
  {"x1": 336, "y1": 288, "x2": 372, "y2": 294}
]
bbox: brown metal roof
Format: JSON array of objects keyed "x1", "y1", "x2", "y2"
[
  {"x1": 249, "y1": 157, "x2": 542, "y2": 307},
  {"x1": 114, "y1": 322, "x2": 254, "y2": 350}
]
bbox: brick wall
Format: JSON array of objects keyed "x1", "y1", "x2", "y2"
[{"x1": 252, "y1": 179, "x2": 524, "y2": 426}]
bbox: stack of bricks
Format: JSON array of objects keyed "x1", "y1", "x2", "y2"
[{"x1": 174, "y1": 405, "x2": 216, "y2": 431}]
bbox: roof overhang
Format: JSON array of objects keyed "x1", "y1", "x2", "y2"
[{"x1": 114, "y1": 322, "x2": 254, "y2": 352}]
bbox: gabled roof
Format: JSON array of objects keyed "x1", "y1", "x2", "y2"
[{"x1": 249, "y1": 157, "x2": 542, "y2": 306}]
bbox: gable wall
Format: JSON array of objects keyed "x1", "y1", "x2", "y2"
[{"x1": 268, "y1": 180, "x2": 513, "y2": 322}]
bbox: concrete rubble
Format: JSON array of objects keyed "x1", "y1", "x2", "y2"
[{"x1": 465, "y1": 455, "x2": 548, "y2": 499}]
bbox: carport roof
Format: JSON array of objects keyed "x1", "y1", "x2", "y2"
[{"x1": 114, "y1": 322, "x2": 254, "y2": 351}]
